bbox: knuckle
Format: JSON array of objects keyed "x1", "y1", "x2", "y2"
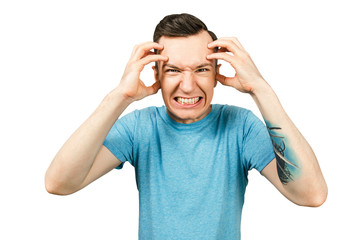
[
  {"x1": 133, "y1": 42, "x2": 146, "y2": 52},
  {"x1": 243, "y1": 51, "x2": 250, "y2": 57},
  {"x1": 127, "y1": 61, "x2": 141, "y2": 71},
  {"x1": 133, "y1": 44, "x2": 140, "y2": 51}
]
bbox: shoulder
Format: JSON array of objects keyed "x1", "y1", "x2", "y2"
[
  {"x1": 120, "y1": 106, "x2": 163, "y2": 119},
  {"x1": 115, "y1": 106, "x2": 164, "y2": 128},
  {"x1": 133, "y1": 106, "x2": 164, "y2": 121},
  {"x1": 213, "y1": 104, "x2": 252, "y2": 121},
  {"x1": 213, "y1": 104, "x2": 265, "y2": 132}
]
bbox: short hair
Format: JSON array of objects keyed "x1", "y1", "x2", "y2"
[
  {"x1": 153, "y1": 13, "x2": 218, "y2": 70},
  {"x1": 153, "y1": 13, "x2": 217, "y2": 43}
]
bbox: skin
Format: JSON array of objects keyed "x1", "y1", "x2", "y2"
[
  {"x1": 207, "y1": 36, "x2": 328, "y2": 206},
  {"x1": 45, "y1": 42, "x2": 168, "y2": 195},
  {"x1": 45, "y1": 31, "x2": 327, "y2": 207},
  {"x1": 155, "y1": 31, "x2": 218, "y2": 124}
]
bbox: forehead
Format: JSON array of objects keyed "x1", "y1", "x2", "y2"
[{"x1": 158, "y1": 31, "x2": 214, "y2": 68}]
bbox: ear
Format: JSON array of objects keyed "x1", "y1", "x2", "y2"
[
  {"x1": 214, "y1": 64, "x2": 222, "y2": 87},
  {"x1": 152, "y1": 65, "x2": 159, "y2": 82}
]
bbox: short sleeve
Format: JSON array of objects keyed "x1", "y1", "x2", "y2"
[
  {"x1": 242, "y1": 111, "x2": 275, "y2": 172},
  {"x1": 103, "y1": 111, "x2": 137, "y2": 169}
]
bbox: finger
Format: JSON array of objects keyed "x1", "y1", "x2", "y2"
[
  {"x1": 142, "y1": 51, "x2": 157, "y2": 58},
  {"x1": 215, "y1": 47, "x2": 228, "y2": 53},
  {"x1": 208, "y1": 39, "x2": 242, "y2": 55},
  {"x1": 207, "y1": 52, "x2": 236, "y2": 67},
  {"x1": 130, "y1": 42, "x2": 164, "y2": 61},
  {"x1": 139, "y1": 54, "x2": 168, "y2": 68},
  {"x1": 145, "y1": 80, "x2": 161, "y2": 96},
  {"x1": 216, "y1": 72, "x2": 236, "y2": 87},
  {"x1": 217, "y1": 37, "x2": 244, "y2": 50}
]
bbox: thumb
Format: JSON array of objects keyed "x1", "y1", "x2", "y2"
[
  {"x1": 146, "y1": 80, "x2": 161, "y2": 96},
  {"x1": 216, "y1": 72, "x2": 232, "y2": 86},
  {"x1": 216, "y1": 64, "x2": 232, "y2": 86}
]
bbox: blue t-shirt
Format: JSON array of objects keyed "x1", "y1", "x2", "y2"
[{"x1": 103, "y1": 104, "x2": 275, "y2": 240}]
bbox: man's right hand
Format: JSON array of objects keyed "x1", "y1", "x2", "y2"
[
  {"x1": 45, "y1": 42, "x2": 168, "y2": 195},
  {"x1": 118, "y1": 42, "x2": 168, "y2": 102}
]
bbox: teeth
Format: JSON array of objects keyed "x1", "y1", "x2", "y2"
[{"x1": 176, "y1": 97, "x2": 200, "y2": 105}]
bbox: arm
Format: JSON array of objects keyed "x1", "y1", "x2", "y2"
[
  {"x1": 45, "y1": 42, "x2": 168, "y2": 195},
  {"x1": 207, "y1": 38, "x2": 327, "y2": 207}
]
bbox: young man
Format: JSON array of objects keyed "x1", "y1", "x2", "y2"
[{"x1": 45, "y1": 14, "x2": 327, "y2": 239}]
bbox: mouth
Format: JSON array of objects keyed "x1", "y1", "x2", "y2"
[{"x1": 174, "y1": 96, "x2": 202, "y2": 105}]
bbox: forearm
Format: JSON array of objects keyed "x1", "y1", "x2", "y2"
[
  {"x1": 207, "y1": 37, "x2": 327, "y2": 206},
  {"x1": 45, "y1": 87, "x2": 131, "y2": 193},
  {"x1": 251, "y1": 83, "x2": 327, "y2": 204},
  {"x1": 45, "y1": 42, "x2": 166, "y2": 195}
]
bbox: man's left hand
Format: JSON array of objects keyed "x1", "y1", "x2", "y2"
[{"x1": 207, "y1": 37, "x2": 267, "y2": 94}]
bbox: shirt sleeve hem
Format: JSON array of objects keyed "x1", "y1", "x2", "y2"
[
  {"x1": 102, "y1": 142, "x2": 126, "y2": 170},
  {"x1": 257, "y1": 153, "x2": 276, "y2": 172}
]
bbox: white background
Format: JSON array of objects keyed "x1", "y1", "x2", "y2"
[{"x1": 1, "y1": 0, "x2": 359, "y2": 239}]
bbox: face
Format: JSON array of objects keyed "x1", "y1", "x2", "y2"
[{"x1": 155, "y1": 31, "x2": 217, "y2": 124}]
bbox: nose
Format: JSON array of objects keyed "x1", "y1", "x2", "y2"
[{"x1": 179, "y1": 71, "x2": 196, "y2": 93}]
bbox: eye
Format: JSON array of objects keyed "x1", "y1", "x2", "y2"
[
  {"x1": 196, "y1": 68, "x2": 209, "y2": 72},
  {"x1": 165, "y1": 69, "x2": 180, "y2": 73}
]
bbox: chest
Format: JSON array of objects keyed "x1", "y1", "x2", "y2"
[{"x1": 133, "y1": 125, "x2": 245, "y2": 189}]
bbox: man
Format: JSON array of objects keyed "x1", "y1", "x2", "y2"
[{"x1": 45, "y1": 13, "x2": 327, "y2": 239}]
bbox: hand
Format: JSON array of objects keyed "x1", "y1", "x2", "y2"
[
  {"x1": 207, "y1": 37, "x2": 266, "y2": 94},
  {"x1": 118, "y1": 42, "x2": 168, "y2": 102}
]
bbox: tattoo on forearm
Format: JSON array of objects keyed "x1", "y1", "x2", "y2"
[{"x1": 267, "y1": 126, "x2": 300, "y2": 184}]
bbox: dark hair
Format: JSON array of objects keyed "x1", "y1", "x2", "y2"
[
  {"x1": 153, "y1": 13, "x2": 217, "y2": 43},
  {"x1": 153, "y1": 13, "x2": 218, "y2": 70}
]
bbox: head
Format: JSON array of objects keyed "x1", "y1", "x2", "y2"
[
  {"x1": 153, "y1": 13, "x2": 219, "y2": 124},
  {"x1": 153, "y1": 13, "x2": 218, "y2": 69}
]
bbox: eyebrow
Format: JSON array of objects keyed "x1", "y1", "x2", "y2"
[
  {"x1": 162, "y1": 64, "x2": 181, "y2": 70},
  {"x1": 162, "y1": 63, "x2": 213, "y2": 70}
]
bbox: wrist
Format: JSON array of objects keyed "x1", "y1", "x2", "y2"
[
  {"x1": 109, "y1": 86, "x2": 135, "y2": 105},
  {"x1": 249, "y1": 79, "x2": 274, "y2": 99},
  {"x1": 100, "y1": 87, "x2": 133, "y2": 115},
  {"x1": 249, "y1": 80, "x2": 285, "y2": 120}
]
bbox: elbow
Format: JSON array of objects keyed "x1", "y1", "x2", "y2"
[
  {"x1": 304, "y1": 193, "x2": 327, "y2": 207},
  {"x1": 45, "y1": 182, "x2": 66, "y2": 196},
  {"x1": 45, "y1": 180, "x2": 69, "y2": 196},
  {"x1": 309, "y1": 181, "x2": 328, "y2": 207},
  {"x1": 298, "y1": 185, "x2": 328, "y2": 208},
  {"x1": 45, "y1": 174, "x2": 76, "y2": 196}
]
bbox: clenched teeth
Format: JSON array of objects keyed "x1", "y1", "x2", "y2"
[{"x1": 175, "y1": 97, "x2": 200, "y2": 105}]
